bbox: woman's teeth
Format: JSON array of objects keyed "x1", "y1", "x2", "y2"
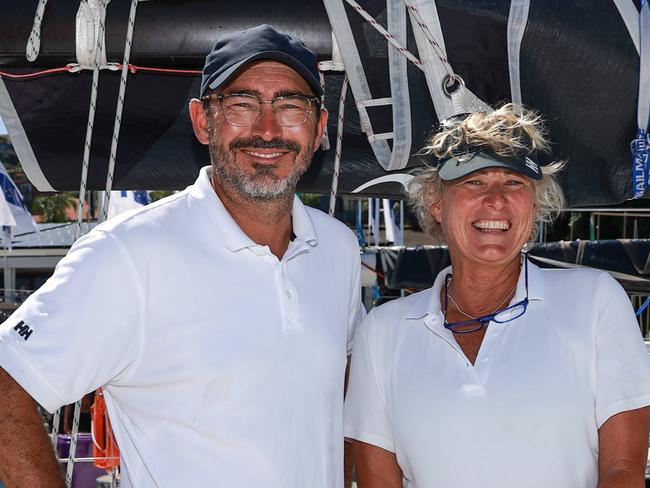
[{"x1": 472, "y1": 220, "x2": 510, "y2": 231}]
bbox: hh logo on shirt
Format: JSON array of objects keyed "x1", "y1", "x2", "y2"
[{"x1": 13, "y1": 320, "x2": 33, "y2": 341}]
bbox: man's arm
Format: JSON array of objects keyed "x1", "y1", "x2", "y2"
[
  {"x1": 598, "y1": 406, "x2": 649, "y2": 488},
  {"x1": 0, "y1": 368, "x2": 64, "y2": 488},
  {"x1": 352, "y1": 439, "x2": 402, "y2": 488}
]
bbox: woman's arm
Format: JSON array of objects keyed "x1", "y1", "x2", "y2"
[
  {"x1": 352, "y1": 439, "x2": 403, "y2": 488},
  {"x1": 598, "y1": 406, "x2": 649, "y2": 488}
]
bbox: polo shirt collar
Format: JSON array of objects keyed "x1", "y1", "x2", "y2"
[
  {"x1": 189, "y1": 166, "x2": 318, "y2": 252},
  {"x1": 405, "y1": 255, "x2": 546, "y2": 322}
]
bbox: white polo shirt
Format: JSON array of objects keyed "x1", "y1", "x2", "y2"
[
  {"x1": 345, "y1": 261, "x2": 650, "y2": 488},
  {"x1": 0, "y1": 166, "x2": 365, "y2": 488}
]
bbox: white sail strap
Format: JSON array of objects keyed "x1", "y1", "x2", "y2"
[
  {"x1": 329, "y1": 76, "x2": 349, "y2": 216},
  {"x1": 343, "y1": 0, "x2": 423, "y2": 67},
  {"x1": 323, "y1": 0, "x2": 393, "y2": 169},
  {"x1": 631, "y1": 0, "x2": 649, "y2": 198},
  {"x1": 101, "y1": 0, "x2": 141, "y2": 221},
  {"x1": 26, "y1": 0, "x2": 50, "y2": 62},
  {"x1": 612, "y1": 0, "x2": 641, "y2": 55},
  {"x1": 637, "y1": 0, "x2": 649, "y2": 132},
  {"x1": 405, "y1": 0, "x2": 492, "y2": 120},
  {"x1": 327, "y1": 0, "x2": 419, "y2": 170},
  {"x1": 507, "y1": 0, "x2": 531, "y2": 107},
  {"x1": 400, "y1": 0, "x2": 452, "y2": 76},
  {"x1": 386, "y1": 0, "x2": 413, "y2": 170}
]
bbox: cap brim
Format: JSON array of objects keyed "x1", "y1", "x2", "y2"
[
  {"x1": 438, "y1": 151, "x2": 543, "y2": 181},
  {"x1": 204, "y1": 51, "x2": 323, "y2": 98}
]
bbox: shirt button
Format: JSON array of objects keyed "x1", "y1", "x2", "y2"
[{"x1": 286, "y1": 291, "x2": 292, "y2": 299}]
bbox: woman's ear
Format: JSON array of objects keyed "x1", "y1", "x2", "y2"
[{"x1": 431, "y1": 201, "x2": 442, "y2": 223}]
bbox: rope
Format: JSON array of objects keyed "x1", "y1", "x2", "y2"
[
  {"x1": 68, "y1": 2, "x2": 111, "y2": 485},
  {"x1": 50, "y1": 409, "x2": 60, "y2": 451},
  {"x1": 343, "y1": 0, "x2": 423, "y2": 69},
  {"x1": 65, "y1": 400, "x2": 83, "y2": 487},
  {"x1": 101, "y1": 0, "x2": 140, "y2": 222},
  {"x1": 400, "y1": 0, "x2": 454, "y2": 77},
  {"x1": 0, "y1": 64, "x2": 201, "y2": 80},
  {"x1": 26, "y1": 0, "x2": 49, "y2": 62},
  {"x1": 329, "y1": 75, "x2": 349, "y2": 216},
  {"x1": 74, "y1": 0, "x2": 109, "y2": 241},
  {"x1": 317, "y1": 71, "x2": 330, "y2": 150}
]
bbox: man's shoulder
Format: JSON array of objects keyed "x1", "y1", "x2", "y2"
[
  {"x1": 97, "y1": 190, "x2": 191, "y2": 237},
  {"x1": 304, "y1": 205, "x2": 356, "y2": 241}
]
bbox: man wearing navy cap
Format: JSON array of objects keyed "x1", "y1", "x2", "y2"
[{"x1": 0, "y1": 25, "x2": 364, "y2": 488}]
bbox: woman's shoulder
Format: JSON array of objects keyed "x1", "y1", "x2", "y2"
[{"x1": 536, "y1": 265, "x2": 617, "y2": 290}]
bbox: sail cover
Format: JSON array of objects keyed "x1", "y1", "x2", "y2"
[{"x1": 0, "y1": 0, "x2": 643, "y2": 205}]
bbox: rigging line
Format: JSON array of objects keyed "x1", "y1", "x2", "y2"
[
  {"x1": 329, "y1": 75, "x2": 349, "y2": 216},
  {"x1": 102, "y1": 0, "x2": 140, "y2": 222},
  {"x1": 342, "y1": 0, "x2": 423, "y2": 69},
  {"x1": 0, "y1": 67, "x2": 73, "y2": 79},
  {"x1": 0, "y1": 64, "x2": 201, "y2": 80},
  {"x1": 123, "y1": 65, "x2": 201, "y2": 75},
  {"x1": 399, "y1": 0, "x2": 455, "y2": 77},
  {"x1": 26, "y1": 0, "x2": 49, "y2": 62},
  {"x1": 68, "y1": 1, "x2": 112, "y2": 483}
]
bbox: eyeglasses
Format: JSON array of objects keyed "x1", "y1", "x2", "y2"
[
  {"x1": 201, "y1": 92, "x2": 320, "y2": 127},
  {"x1": 443, "y1": 257, "x2": 529, "y2": 334}
]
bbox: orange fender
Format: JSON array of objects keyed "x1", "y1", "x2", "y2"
[{"x1": 91, "y1": 388, "x2": 120, "y2": 470}]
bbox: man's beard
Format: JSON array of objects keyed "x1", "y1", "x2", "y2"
[{"x1": 208, "y1": 132, "x2": 314, "y2": 200}]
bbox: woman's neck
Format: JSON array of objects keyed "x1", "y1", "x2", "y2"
[{"x1": 446, "y1": 257, "x2": 522, "y2": 317}]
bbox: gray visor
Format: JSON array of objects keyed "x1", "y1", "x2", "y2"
[{"x1": 438, "y1": 151, "x2": 542, "y2": 181}]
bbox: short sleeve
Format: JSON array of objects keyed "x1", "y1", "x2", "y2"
[
  {"x1": 347, "y1": 252, "x2": 366, "y2": 354},
  {"x1": 595, "y1": 272, "x2": 650, "y2": 427},
  {"x1": 0, "y1": 230, "x2": 143, "y2": 413},
  {"x1": 344, "y1": 311, "x2": 394, "y2": 452}
]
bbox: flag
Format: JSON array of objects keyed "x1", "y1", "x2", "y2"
[
  {"x1": 0, "y1": 160, "x2": 38, "y2": 248},
  {"x1": 107, "y1": 190, "x2": 152, "y2": 219}
]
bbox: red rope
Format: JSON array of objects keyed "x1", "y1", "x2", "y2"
[
  {"x1": 121, "y1": 64, "x2": 201, "y2": 75},
  {"x1": 361, "y1": 261, "x2": 417, "y2": 294},
  {"x1": 0, "y1": 63, "x2": 201, "y2": 80},
  {"x1": 0, "y1": 66, "x2": 73, "y2": 79}
]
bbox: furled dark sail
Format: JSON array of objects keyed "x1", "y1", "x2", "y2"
[{"x1": 0, "y1": 0, "x2": 643, "y2": 206}]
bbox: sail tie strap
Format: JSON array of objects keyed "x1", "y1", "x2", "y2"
[{"x1": 631, "y1": 0, "x2": 649, "y2": 198}]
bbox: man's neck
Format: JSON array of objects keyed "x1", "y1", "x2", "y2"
[{"x1": 212, "y1": 174, "x2": 294, "y2": 258}]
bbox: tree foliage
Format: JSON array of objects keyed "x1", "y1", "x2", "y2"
[{"x1": 32, "y1": 193, "x2": 76, "y2": 223}]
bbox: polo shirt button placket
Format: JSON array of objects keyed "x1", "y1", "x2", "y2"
[{"x1": 278, "y1": 262, "x2": 301, "y2": 334}]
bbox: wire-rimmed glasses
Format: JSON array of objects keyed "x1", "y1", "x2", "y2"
[
  {"x1": 443, "y1": 257, "x2": 529, "y2": 334},
  {"x1": 201, "y1": 92, "x2": 320, "y2": 127}
]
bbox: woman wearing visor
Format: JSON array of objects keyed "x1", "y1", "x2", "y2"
[{"x1": 345, "y1": 105, "x2": 650, "y2": 487}]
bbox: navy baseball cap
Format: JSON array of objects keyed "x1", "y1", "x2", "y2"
[
  {"x1": 200, "y1": 24, "x2": 323, "y2": 98},
  {"x1": 438, "y1": 151, "x2": 543, "y2": 181}
]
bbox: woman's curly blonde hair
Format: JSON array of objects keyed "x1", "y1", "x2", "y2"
[{"x1": 407, "y1": 104, "x2": 565, "y2": 244}]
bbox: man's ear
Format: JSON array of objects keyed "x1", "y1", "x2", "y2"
[
  {"x1": 313, "y1": 108, "x2": 328, "y2": 148},
  {"x1": 189, "y1": 98, "x2": 210, "y2": 145}
]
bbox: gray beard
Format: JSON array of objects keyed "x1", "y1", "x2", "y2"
[{"x1": 208, "y1": 137, "x2": 312, "y2": 201}]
